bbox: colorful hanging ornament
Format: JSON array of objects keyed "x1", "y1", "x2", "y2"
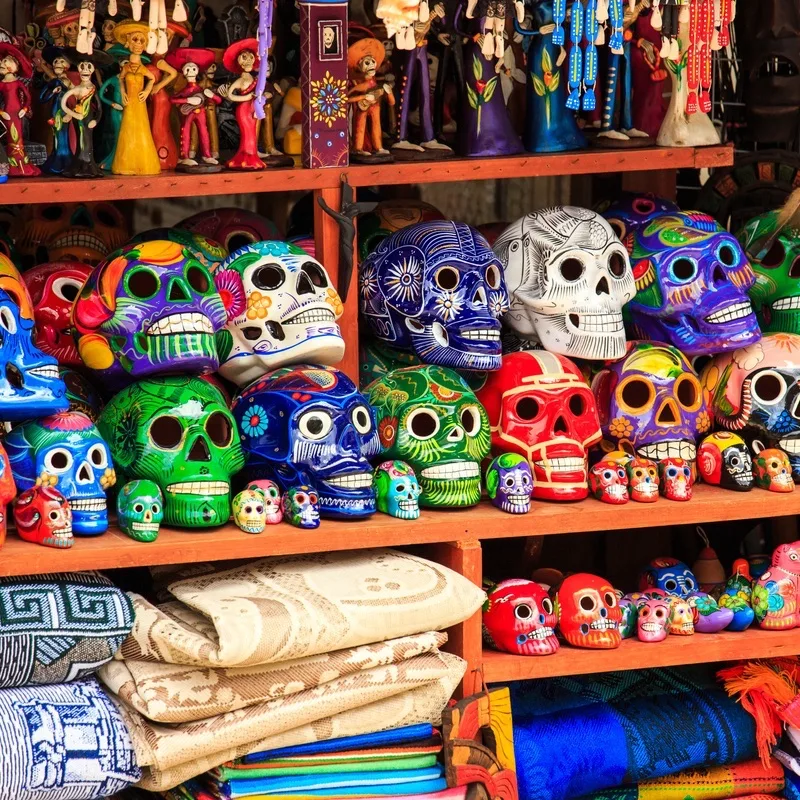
[
  {"x1": 566, "y1": 0, "x2": 584, "y2": 110},
  {"x1": 583, "y1": 0, "x2": 598, "y2": 110},
  {"x1": 553, "y1": 0, "x2": 567, "y2": 44}
]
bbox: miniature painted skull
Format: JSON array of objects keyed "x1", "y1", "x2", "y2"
[
  {"x1": 247, "y1": 479, "x2": 283, "y2": 523},
  {"x1": 360, "y1": 221, "x2": 509, "y2": 371},
  {"x1": 483, "y1": 579, "x2": 559, "y2": 656},
  {"x1": 373, "y1": 460, "x2": 422, "y2": 520},
  {"x1": 658, "y1": 457, "x2": 694, "y2": 500},
  {"x1": 618, "y1": 594, "x2": 638, "y2": 638},
  {"x1": 592, "y1": 341, "x2": 708, "y2": 462},
  {"x1": 639, "y1": 557, "x2": 699, "y2": 597},
  {"x1": 589, "y1": 459, "x2": 629, "y2": 504},
  {"x1": 128, "y1": 227, "x2": 229, "y2": 271},
  {"x1": 485, "y1": 453, "x2": 532, "y2": 513},
  {"x1": 698, "y1": 431, "x2": 754, "y2": 490},
  {"x1": 668, "y1": 597, "x2": 694, "y2": 635},
  {"x1": 477, "y1": 351, "x2": 602, "y2": 501},
  {"x1": 6, "y1": 411, "x2": 114, "y2": 535},
  {"x1": 557, "y1": 573, "x2": 622, "y2": 649},
  {"x1": 626, "y1": 457, "x2": 659, "y2": 502},
  {"x1": 117, "y1": 480, "x2": 164, "y2": 542},
  {"x1": 98, "y1": 376, "x2": 245, "y2": 528},
  {"x1": 0, "y1": 443, "x2": 15, "y2": 546},
  {"x1": 233, "y1": 366, "x2": 380, "y2": 518},
  {"x1": 13, "y1": 485, "x2": 73, "y2": 548},
  {"x1": 179, "y1": 207, "x2": 280, "y2": 253},
  {"x1": 214, "y1": 241, "x2": 345, "y2": 387},
  {"x1": 636, "y1": 597, "x2": 670, "y2": 642},
  {"x1": 600, "y1": 192, "x2": 681, "y2": 240},
  {"x1": 754, "y1": 448, "x2": 794, "y2": 492},
  {"x1": 282, "y1": 485, "x2": 320, "y2": 528},
  {"x1": 72, "y1": 240, "x2": 228, "y2": 385},
  {"x1": 493, "y1": 207, "x2": 634, "y2": 360},
  {"x1": 367, "y1": 365, "x2": 490, "y2": 508},
  {"x1": 232, "y1": 488, "x2": 267, "y2": 533}
]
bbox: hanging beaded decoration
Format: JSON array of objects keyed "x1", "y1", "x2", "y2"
[
  {"x1": 583, "y1": 0, "x2": 598, "y2": 110},
  {"x1": 255, "y1": 0, "x2": 273, "y2": 120},
  {"x1": 686, "y1": 0, "x2": 713, "y2": 114},
  {"x1": 566, "y1": 0, "x2": 584, "y2": 109},
  {"x1": 553, "y1": 0, "x2": 567, "y2": 44}
]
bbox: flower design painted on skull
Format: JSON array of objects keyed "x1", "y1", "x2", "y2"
[
  {"x1": 310, "y1": 71, "x2": 348, "y2": 127},
  {"x1": 379, "y1": 416, "x2": 398, "y2": 447},
  {"x1": 385, "y1": 255, "x2": 423, "y2": 306},
  {"x1": 608, "y1": 417, "x2": 633, "y2": 439},
  {"x1": 214, "y1": 268, "x2": 247, "y2": 319},
  {"x1": 242, "y1": 404, "x2": 269, "y2": 437},
  {"x1": 697, "y1": 410, "x2": 711, "y2": 433},
  {"x1": 246, "y1": 290, "x2": 272, "y2": 320},
  {"x1": 325, "y1": 288, "x2": 344, "y2": 316},
  {"x1": 733, "y1": 342, "x2": 765, "y2": 370}
]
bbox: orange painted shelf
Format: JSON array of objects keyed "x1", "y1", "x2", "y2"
[{"x1": 0, "y1": 145, "x2": 733, "y2": 204}]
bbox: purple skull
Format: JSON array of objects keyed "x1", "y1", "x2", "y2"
[
  {"x1": 485, "y1": 453, "x2": 532, "y2": 514},
  {"x1": 600, "y1": 192, "x2": 680, "y2": 240}
]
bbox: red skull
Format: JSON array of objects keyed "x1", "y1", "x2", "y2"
[
  {"x1": 557, "y1": 573, "x2": 622, "y2": 649},
  {"x1": 477, "y1": 351, "x2": 602, "y2": 501},
  {"x1": 13, "y1": 485, "x2": 73, "y2": 548},
  {"x1": 589, "y1": 459, "x2": 629, "y2": 504},
  {"x1": 483, "y1": 578, "x2": 559, "y2": 656},
  {"x1": 23, "y1": 261, "x2": 92, "y2": 367},
  {"x1": 626, "y1": 457, "x2": 659, "y2": 503},
  {"x1": 0, "y1": 443, "x2": 16, "y2": 547},
  {"x1": 179, "y1": 208, "x2": 280, "y2": 253}
]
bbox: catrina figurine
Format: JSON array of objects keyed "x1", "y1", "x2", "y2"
[
  {"x1": 0, "y1": 42, "x2": 40, "y2": 176},
  {"x1": 40, "y1": 46, "x2": 75, "y2": 175}
]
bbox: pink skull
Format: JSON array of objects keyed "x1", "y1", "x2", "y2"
[
  {"x1": 247, "y1": 479, "x2": 283, "y2": 524},
  {"x1": 636, "y1": 597, "x2": 670, "y2": 642},
  {"x1": 589, "y1": 459, "x2": 629, "y2": 504}
]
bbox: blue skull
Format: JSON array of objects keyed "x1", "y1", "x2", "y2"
[
  {"x1": 232, "y1": 366, "x2": 381, "y2": 519},
  {"x1": 359, "y1": 221, "x2": 509, "y2": 371},
  {"x1": 599, "y1": 192, "x2": 680, "y2": 240},
  {"x1": 638, "y1": 557, "x2": 699, "y2": 597}
]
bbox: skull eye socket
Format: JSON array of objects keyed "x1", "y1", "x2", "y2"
[
  {"x1": 0, "y1": 306, "x2": 17, "y2": 335},
  {"x1": 655, "y1": 607, "x2": 666, "y2": 619},
  {"x1": 751, "y1": 370, "x2": 788, "y2": 405},
  {"x1": 126, "y1": 268, "x2": 160, "y2": 300},
  {"x1": 760, "y1": 239, "x2": 785, "y2": 269},
  {"x1": 559, "y1": 258, "x2": 584, "y2": 282},
  {"x1": 608, "y1": 220, "x2": 625, "y2": 239},
  {"x1": 608, "y1": 251, "x2": 627, "y2": 278},
  {"x1": 460, "y1": 406, "x2": 481, "y2": 436},
  {"x1": 186, "y1": 264, "x2": 212, "y2": 295},
  {"x1": 541, "y1": 597, "x2": 553, "y2": 614},
  {"x1": 134, "y1": 503, "x2": 144, "y2": 513},
  {"x1": 579, "y1": 595, "x2": 596, "y2": 612},
  {"x1": 256, "y1": 505, "x2": 264, "y2": 514},
  {"x1": 684, "y1": 576, "x2": 695, "y2": 590},
  {"x1": 666, "y1": 467, "x2": 678, "y2": 479},
  {"x1": 351, "y1": 405, "x2": 373, "y2": 435},
  {"x1": 617, "y1": 376, "x2": 655, "y2": 413},
  {"x1": 569, "y1": 394, "x2": 585, "y2": 416},
  {"x1": 633, "y1": 199, "x2": 655, "y2": 214},
  {"x1": 206, "y1": 411, "x2": 233, "y2": 447},
  {"x1": 617, "y1": 468, "x2": 626, "y2": 479},
  {"x1": 245, "y1": 505, "x2": 253, "y2": 514},
  {"x1": 675, "y1": 374, "x2": 702, "y2": 410},
  {"x1": 406, "y1": 407, "x2": 440, "y2": 440},
  {"x1": 633, "y1": 468, "x2": 644, "y2": 478},
  {"x1": 302, "y1": 262, "x2": 329, "y2": 288},
  {"x1": 42, "y1": 205, "x2": 64, "y2": 222},
  {"x1": 297, "y1": 409, "x2": 334, "y2": 440},
  {"x1": 515, "y1": 396, "x2": 541, "y2": 421},
  {"x1": 88, "y1": 444, "x2": 107, "y2": 468},
  {"x1": 44, "y1": 448, "x2": 73, "y2": 473},
  {"x1": 730, "y1": 455, "x2": 741, "y2": 467},
  {"x1": 664, "y1": 578, "x2": 678, "y2": 592},
  {"x1": 151, "y1": 504, "x2": 160, "y2": 514},
  {"x1": 604, "y1": 592, "x2": 617, "y2": 607},
  {"x1": 717, "y1": 243, "x2": 739, "y2": 267},
  {"x1": 435, "y1": 267, "x2": 460, "y2": 291},
  {"x1": 227, "y1": 231, "x2": 255, "y2": 252},
  {"x1": 295, "y1": 492, "x2": 307, "y2": 504},
  {"x1": 514, "y1": 603, "x2": 533, "y2": 620},
  {"x1": 602, "y1": 469, "x2": 614, "y2": 481},
  {"x1": 49, "y1": 510, "x2": 61, "y2": 521},
  {"x1": 668, "y1": 257, "x2": 698, "y2": 283},
  {"x1": 309, "y1": 492, "x2": 319, "y2": 504},
  {"x1": 503, "y1": 475, "x2": 515, "y2": 487},
  {"x1": 150, "y1": 415, "x2": 183, "y2": 449},
  {"x1": 53, "y1": 278, "x2": 83, "y2": 303},
  {"x1": 395, "y1": 482, "x2": 407, "y2": 493},
  {"x1": 485, "y1": 264, "x2": 502, "y2": 289},
  {"x1": 96, "y1": 207, "x2": 119, "y2": 227},
  {"x1": 252, "y1": 263, "x2": 285, "y2": 290}
]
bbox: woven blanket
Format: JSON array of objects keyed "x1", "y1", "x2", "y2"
[
  {"x1": 787, "y1": 769, "x2": 800, "y2": 800},
  {"x1": 117, "y1": 549, "x2": 485, "y2": 668},
  {"x1": 0, "y1": 573, "x2": 134, "y2": 688},
  {"x1": 0, "y1": 678, "x2": 140, "y2": 799},
  {"x1": 156, "y1": 782, "x2": 470, "y2": 800}
]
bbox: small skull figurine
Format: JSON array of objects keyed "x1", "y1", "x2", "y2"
[
  {"x1": 556, "y1": 573, "x2": 622, "y2": 649},
  {"x1": 373, "y1": 461, "x2": 422, "y2": 520},
  {"x1": 283, "y1": 486, "x2": 320, "y2": 529},
  {"x1": 485, "y1": 453, "x2": 533, "y2": 514},
  {"x1": 247, "y1": 479, "x2": 283, "y2": 523},
  {"x1": 754, "y1": 448, "x2": 794, "y2": 493},
  {"x1": 13, "y1": 485, "x2": 73, "y2": 548},
  {"x1": 668, "y1": 597, "x2": 695, "y2": 635},
  {"x1": 626, "y1": 457, "x2": 659, "y2": 502},
  {"x1": 698, "y1": 431, "x2": 754, "y2": 491},
  {"x1": 658, "y1": 457, "x2": 694, "y2": 501},
  {"x1": 618, "y1": 593, "x2": 638, "y2": 638},
  {"x1": 589, "y1": 459, "x2": 629, "y2": 504},
  {"x1": 636, "y1": 597, "x2": 670, "y2": 642},
  {"x1": 232, "y1": 488, "x2": 267, "y2": 534},
  {"x1": 483, "y1": 579, "x2": 559, "y2": 656},
  {"x1": 117, "y1": 480, "x2": 164, "y2": 542}
]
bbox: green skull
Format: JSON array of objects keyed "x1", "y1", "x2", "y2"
[
  {"x1": 98, "y1": 376, "x2": 245, "y2": 527},
  {"x1": 367, "y1": 366, "x2": 490, "y2": 508},
  {"x1": 117, "y1": 479, "x2": 163, "y2": 542},
  {"x1": 739, "y1": 210, "x2": 800, "y2": 333}
]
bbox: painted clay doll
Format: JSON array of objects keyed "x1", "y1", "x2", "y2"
[
  {"x1": 256, "y1": 55, "x2": 293, "y2": 167},
  {"x1": 101, "y1": 16, "x2": 118, "y2": 50},
  {"x1": 99, "y1": 45, "x2": 138, "y2": 170},
  {"x1": 466, "y1": 0, "x2": 524, "y2": 60},
  {"x1": 148, "y1": 54, "x2": 179, "y2": 170},
  {"x1": 40, "y1": 46, "x2": 74, "y2": 175},
  {"x1": 0, "y1": 42, "x2": 40, "y2": 177},
  {"x1": 347, "y1": 38, "x2": 394, "y2": 163},
  {"x1": 199, "y1": 58, "x2": 221, "y2": 161}
]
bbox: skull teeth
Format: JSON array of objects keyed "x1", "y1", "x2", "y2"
[
  {"x1": 533, "y1": 457, "x2": 585, "y2": 472},
  {"x1": 772, "y1": 297, "x2": 800, "y2": 311},
  {"x1": 146, "y1": 313, "x2": 215, "y2": 336},
  {"x1": 460, "y1": 329, "x2": 501, "y2": 341},
  {"x1": 505, "y1": 494, "x2": 529, "y2": 504},
  {"x1": 589, "y1": 619, "x2": 618, "y2": 630},
  {"x1": 567, "y1": 312, "x2": 624, "y2": 333},
  {"x1": 780, "y1": 438, "x2": 800, "y2": 455},
  {"x1": 705, "y1": 301, "x2": 754, "y2": 324},
  {"x1": 326, "y1": 472, "x2": 373, "y2": 489},
  {"x1": 70, "y1": 498, "x2": 106, "y2": 511},
  {"x1": 640, "y1": 622, "x2": 663, "y2": 632},
  {"x1": 285, "y1": 308, "x2": 337, "y2": 325},
  {"x1": 51, "y1": 232, "x2": 109, "y2": 256},
  {"x1": 638, "y1": 441, "x2": 697, "y2": 461},
  {"x1": 131, "y1": 522, "x2": 159, "y2": 530},
  {"x1": 166, "y1": 481, "x2": 229, "y2": 495},
  {"x1": 29, "y1": 365, "x2": 60, "y2": 380},
  {"x1": 526, "y1": 627, "x2": 554, "y2": 640},
  {"x1": 421, "y1": 462, "x2": 480, "y2": 479}
]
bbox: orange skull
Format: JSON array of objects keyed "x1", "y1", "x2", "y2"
[{"x1": 557, "y1": 573, "x2": 622, "y2": 649}]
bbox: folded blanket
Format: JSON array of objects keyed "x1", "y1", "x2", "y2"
[
  {"x1": 159, "y1": 782, "x2": 469, "y2": 800},
  {"x1": 217, "y1": 755, "x2": 439, "y2": 779}
]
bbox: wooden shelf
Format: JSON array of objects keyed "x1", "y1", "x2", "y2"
[{"x1": 0, "y1": 145, "x2": 733, "y2": 204}]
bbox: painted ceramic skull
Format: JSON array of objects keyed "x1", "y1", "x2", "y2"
[
  {"x1": 589, "y1": 459, "x2": 629, "y2": 504},
  {"x1": 668, "y1": 597, "x2": 695, "y2": 635},
  {"x1": 367, "y1": 365, "x2": 490, "y2": 508},
  {"x1": 128, "y1": 227, "x2": 229, "y2": 270},
  {"x1": 72, "y1": 240, "x2": 228, "y2": 385},
  {"x1": 98, "y1": 376, "x2": 245, "y2": 528},
  {"x1": 373, "y1": 460, "x2": 422, "y2": 520},
  {"x1": 493, "y1": 207, "x2": 634, "y2": 360},
  {"x1": 626, "y1": 457, "x2": 659, "y2": 502},
  {"x1": 485, "y1": 453, "x2": 532, "y2": 513},
  {"x1": 360, "y1": 221, "x2": 509, "y2": 371},
  {"x1": 478, "y1": 351, "x2": 602, "y2": 501},
  {"x1": 282, "y1": 485, "x2": 320, "y2": 528},
  {"x1": 698, "y1": 431, "x2": 754, "y2": 490},
  {"x1": 636, "y1": 597, "x2": 670, "y2": 642},
  {"x1": 0, "y1": 442, "x2": 15, "y2": 546},
  {"x1": 214, "y1": 241, "x2": 345, "y2": 387},
  {"x1": 247, "y1": 479, "x2": 283, "y2": 523},
  {"x1": 619, "y1": 594, "x2": 637, "y2": 638},
  {"x1": 556, "y1": 573, "x2": 622, "y2": 649},
  {"x1": 23, "y1": 261, "x2": 92, "y2": 367},
  {"x1": 592, "y1": 341, "x2": 709, "y2": 462},
  {"x1": 232, "y1": 366, "x2": 380, "y2": 518},
  {"x1": 754, "y1": 447, "x2": 794, "y2": 492},
  {"x1": 639, "y1": 557, "x2": 699, "y2": 597},
  {"x1": 600, "y1": 192, "x2": 681, "y2": 240},
  {"x1": 483, "y1": 579, "x2": 558, "y2": 656},
  {"x1": 658, "y1": 457, "x2": 694, "y2": 500},
  {"x1": 232, "y1": 488, "x2": 267, "y2": 533},
  {"x1": 623, "y1": 212, "x2": 759, "y2": 356},
  {"x1": 179, "y1": 207, "x2": 280, "y2": 253},
  {"x1": 5, "y1": 411, "x2": 115, "y2": 535},
  {"x1": 13, "y1": 485, "x2": 73, "y2": 548},
  {"x1": 116, "y1": 480, "x2": 164, "y2": 542}
]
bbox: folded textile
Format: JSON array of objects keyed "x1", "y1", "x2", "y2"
[
  {"x1": 786, "y1": 768, "x2": 800, "y2": 800},
  {"x1": 217, "y1": 755, "x2": 439, "y2": 779},
  {"x1": 0, "y1": 678, "x2": 141, "y2": 799},
  {"x1": 116, "y1": 549, "x2": 485, "y2": 668},
  {"x1": 0, "y1": 572, "x2": 134, "y2": 688},
  {"x1": 158, "y1": 782, "x2": 469, "y2": 800}
]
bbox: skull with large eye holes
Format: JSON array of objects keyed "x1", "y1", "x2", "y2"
[
  {"x1": 214, "y1": 241, "x2": 345, "y2": 388},
  {"x1": 232, "y1": 366, "x2": 380, "y2": 519},
  {"x1": 483, "y1": 579, "x2": 559, "y2": 656},
  {"x1": 698, "y1": 431, "x2": 754, "y2": 491},
  {"x1": 178, "y1": 207, "x2": 280, "y2": 254},
  {"x1": 359, "y1": 221, "x2": 509, "y2": 372},
  {"x1": 639, "y1": 557, "x2": 699, "y2": 598},
  {"x1": 556, "y1": 573, "x2": 622, "y2": 649},
  {"x1": 493, "y1": 207, "x2": 634, "y2": 360}
]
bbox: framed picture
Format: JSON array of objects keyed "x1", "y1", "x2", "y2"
[{"x1": 319, "y1": 19, "x2": 343, "y2": 61}]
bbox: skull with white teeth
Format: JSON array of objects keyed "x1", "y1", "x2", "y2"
[{"x1": 493, "y1": 207, "x2": 634, "y2": 360}]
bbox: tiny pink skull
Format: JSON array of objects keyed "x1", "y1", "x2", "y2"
[
  {"x1": 637, "y1": 597, "x2": 670, "y2": 642},
  {"x1": 589, "y1": 459, "x2": 629, "y2": 504},
  {"x1": 658, "y1": 457, "x2": 694, "y2": 501},
  {"x1": 247, "y1": 479, "x2": 282, "y2": 524}
]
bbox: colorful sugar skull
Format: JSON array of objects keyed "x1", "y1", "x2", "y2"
[
  {"x1": 22, "y1": 261, "x2": 92, "y2": 367},
  {"x1": 72, "y1": 240, "x2": 228, "y2": 384},
  {"x1": 128, "y1": 227, "x2": 229, "y2": 270},
  {"x1": 478, "y1": 351, "x2": 602, "y2": 501},
  {"x1": 233, "y1": 367, "x2": 380, "y2": 518},
  {"x1": 626, "y1": 457, "x2": 659, "y2": 502},
  {"x1": 623, "y1": 212, "x2": 759, "y2": 356},
  {"x1": 483, "y1": 579, "x2": 558, "y2": 656},
  {"x1": 557, "y1": 573, "x2": 622, "y2": 649},
  {"x1": 116, "y1": 480, "x2": 163, "y2": 543},
  {"x1": 5, "y1": 411, "x2": 114, "y2": 535},
  {"x1": 367, "y1": 366, "x2": 490, "y2": 508},
  {"x1": 592, "y1": 341, "x2": 708, "y2": 462},
  {"x1": 485, "y1": 453, "x2": 532, "y2": 514},
  {"x1": 658, "y1": 458, "x2": 694, "y2": 500},
  {"x1": 0, "y1": 443, "x2": 15, "y2": 546},
  {"x1": 13, "y1": 485, "x2": 73, "y2": 548},
  {"x1": 214, "y1": 241, "x2": 345, "y2": 387},
  {"x1": 636, "y1": 597, "x2": 670, "y2": 642},
  {"x1": 698, "y1": 431, "x2": 754, "y2": 491},
  {"x1": 639, "y1": 557, "x2": 699, "y2": 597},
  {"x1": 668, "y1": 597, "x2": 694, "y2": 635},
  {"x1": 600, "y1": 192, "x2": 681, "y2": 239},
  {"x1": 60, "y1": 368, "x2": 103, "y2": 422},
  {"x1": 373, "y1": 460, "x2": 422, "y2": 520},
  {"x1": 232, "y1": 488, "x2": 267, "y2": 533},
  {"x1": 282, "y1": 485, "x2": 320, "y2": 528},
  {"x1": 247, "y1": 479, "x2": 282, "y2": 523},
  {"x1": 619, "y1": 594, "x2": 637, "y2": 638},
  {"x1": 754, "y1": 447, "x2": 794, "y2": 492},
  {"x1": 179, "y1": 207, "x2": 280, "y2": 253},
  {"x1": 493, "y1": 207, "x2": 634, "y2": 360},
  {"x1": 360, "y1": 222, "x2": 509, "y2": 371},
  {"x1": 754, "y1": 541, "x2": 800, "y2": 630},
  {"x1": 589, "y1": 459, "x2": 629, "y2": 504},
  {"x1": 98, "y1": 377, "x2": 245, "y2": 528}
]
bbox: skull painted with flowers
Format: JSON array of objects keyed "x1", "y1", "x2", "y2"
[
  {"x1": 557, "y1": 573, "x2": 622, "y2": 649},
  {"x1": 214, "y1": 241, "x2": 345, "y2": 387},
  {"x1": 5, "y1": 411, "x2": 115, "y2": 535},
  {"x1": 367, "y1": 365, "x2": 490, "y2": 508},
  {"x1": 116, "y1": 480, "x2": 163, "y2": 542},
  {"x1": 283, "y1": 485, "x2": 320, "y2": 528},
  {"x1": 754, "y1": 448, "x2": 794, "y2": 492},
  {"x1": 485, "y1": 453, "x2": 532, "y2": 514},
  {"x1": 179, "y1": 207, "x2": 280, "y2": 254},
  {"x1": 232, "y1": 366, "x2": 380, "y2": 518},
  {"x1": 13, "y1": 485, "x2": 73, "y2": 549},
  {"x1": 128, "y1": 227, "x2": 229, "y2": 270},
  {"x1": 247, "y1": 479, "x2": 283, "y2": 523},
  {"x1": 600, "y1": 192, "x2": 681, "y2": 240},
  {"x1": 232, "y1": 488, "x2": 267, "y2": 533},
  {"x1": 753, "y1": 541, "x2": 800, "y2": 630},
  {"x1": 698, "y1": 431, "x2": 754, "y2": 490},
  {"x1": 483, "y1": 579, "x2": 558, "y2": 656},
  {"x1": 373, "y1": 460, "x2": 422, "y2": 520},
  {"x1": 360, "y1": 221, "x2": 508, "y2": 372},
  {"x1": 72, "y1": 240, "x2": 228, "y2": 385},
  {"x1": 98, "y1": 376, "x2": 245, "y2": 528},
  {"x1": 636, "y1": 596, "x2": 670, "y2": 642}
]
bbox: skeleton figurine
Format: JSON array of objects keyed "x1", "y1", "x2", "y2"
[
  {"x1": 347, "y1": 38, "x2": 394, "y2": 163},
  {"x1": 467, "y1": 0, "x2": 525, "y2": 60}
]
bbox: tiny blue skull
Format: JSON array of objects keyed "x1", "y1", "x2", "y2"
[
  {"x1": 373, "y1": 460, "x2": 422, "y2": 520},
  {"x1": 485, "y1": 453, "x2": 532, "y2": 514}
]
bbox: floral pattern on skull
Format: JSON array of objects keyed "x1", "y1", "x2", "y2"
[
  {"x1": 483, "y1": 579, "x2": 558, "y2": 656},
  {"x1": 128, "y1": 227, "x2": 229, "y2": 270},
  {"x1": 754, "y1": 447, "x2": 794, "y2": 492}
]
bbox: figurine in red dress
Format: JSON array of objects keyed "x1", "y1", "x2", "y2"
[
  {"x1": 221, "y1": 39, "x2": 266, "y2": 170},
  {"x1": 0, "y1": 42, "x2": 40, "y2": 177}
]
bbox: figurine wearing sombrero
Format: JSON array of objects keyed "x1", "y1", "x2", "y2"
[{"x1": 0, "y1": 42, "x2": 40, "y2": 177}]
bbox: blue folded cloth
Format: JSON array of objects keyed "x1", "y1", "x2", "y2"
[{"x1": 228, "y1": 778, "x2": 449, "y2": 797}]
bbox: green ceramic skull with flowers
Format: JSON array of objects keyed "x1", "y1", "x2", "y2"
[{"x1": 367, "y1": 365, "x2": 490, "y2": 507}]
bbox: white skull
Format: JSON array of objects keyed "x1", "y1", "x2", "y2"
[{"x1": 494, "y1": 207, "x2": 635, "y2": 360}]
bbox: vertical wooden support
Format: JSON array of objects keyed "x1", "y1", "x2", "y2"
[{"x1": 622, "y1": 169, "x2": 678, "y2": 201}]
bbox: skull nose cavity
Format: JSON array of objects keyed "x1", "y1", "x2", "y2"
[
  {"x1": 296, "y1": 272, "x2": 314, "y2": 295},
  {"x1": 656, "y1": 398, "x2": 679, "y2": 426},
  {"x1": 266, "y1": 321, "x2": 285, "y2": 341},
  {"x1": 596, "y1": 276, "x2": 610, "y2": 295},
  {"x1": 712, "y1": 265, "x2": 726, "y2": 287},
  {"x1": 144, "y1": 510, "x2": 153, "y2": 522},
  {"x1": 553, "y1": 415, "x2": 568, "y2": 435},
  {"x1": 70, "y1": 205, "x2": 93, "y2": 228},
  {"x1": 432, "y1": 322, "x2": 449, "y2": 347},
  {"x1": 600, "y1": 607, "x2": 607, "y2": 618},
  {"x1": 5, "y1": 363, "x2": 23, "y2": 389},
  {"x1": 447, "y1": 427, "x2": 464, "y2": 442},
  {"x1": 188, "y1": 437, "x2": 211, "y2": 461},
  {"x1": 168, "y1": 279, "x2": 191, "y2": 302},
  {"x1": 77, "y1": 462, "x2": 93, "y2": 483},
  {"x1": 473, "y1": 286, "x2": 487, "y2": 305}
]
